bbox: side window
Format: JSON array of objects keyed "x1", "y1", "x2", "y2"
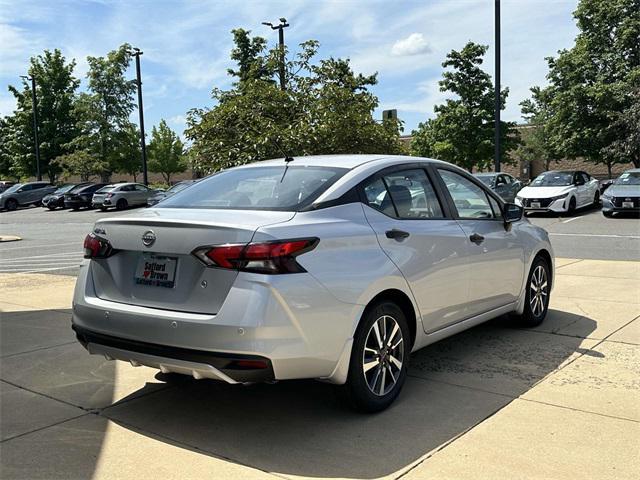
[
  {"x1": 20, "y1": 184, "x2": 33, "y2": 192},
  {"x1": 362, "y1": 169, "x2": 444, "y2": 219},
  {"x1": 135, "y1": 184, "x2": 148, "y2": 191},
  {"x1": 438, "y1": 169, "x2": 495, "y2": 219},
  {"x1": 502, "y1": 175, "x2": 512, "y2": 184},
  {"x1": 121, "y1": 185, "x2": 134, "y2": 192},
  {"x1": 382, "y1": 169, "x2": 443, "y2": 219},
  {"x1": 495, "y1": 175, "x2": 505, "y2": 186},
  {"x1": 580, "y1": 172, "x2": 590, "y2": 183}
]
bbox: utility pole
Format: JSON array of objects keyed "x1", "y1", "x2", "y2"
[
  {"x1": 262, "y1": 18, "x2": 290, "y2": 91},
  {"x1": 131, "y1": 48, "x2": 148, "y2": 185},
  {"x1": 21, "y1": 75, "x2": 41, "y2": 180},
  {"x1": 494, "y1": 0, "x2": 501, "y2": 172}
]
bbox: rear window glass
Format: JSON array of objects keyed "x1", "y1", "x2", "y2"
[
  {"x1": 158, "y1": 165, "x2": 347, "y2": 211},
  {"x1": 96, "y1": 186, "x2": 116, "y2": 193}
]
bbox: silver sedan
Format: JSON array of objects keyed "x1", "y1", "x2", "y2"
[
  {"x1": 72, "y1": 155, "x2": 554, "y2": 412},
  {"x1": 91, "y1": 183, "x2": 158, "y2": 210}
]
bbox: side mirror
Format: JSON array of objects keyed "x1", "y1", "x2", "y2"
[{"x1": 504, "y1": 203, "x2": 523, "y2": 223}]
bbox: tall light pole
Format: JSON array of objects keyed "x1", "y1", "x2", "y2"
[
  {"x1": 130, "y1": 47, "x2": 148, "y2": 185},
  {"x1": 262, "y1": 18, "x2": 290, "y2": 91},
  {"x1": 21, "y1": 75, "x2": 41, "y2": 180},
  {"x1": 494, "y1": 0, "x2": 501, "y2": 172}
]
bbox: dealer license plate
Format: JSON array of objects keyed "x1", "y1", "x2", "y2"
[
  {"x1": 134, "y1": 254, "x2": 177, "y2": 288},
  {"x1": 530, "y1": 202, "x2": 541, "y2": 209},
  {"x1": 622, "y1": 201, "x2": 634, "y2": 208}
]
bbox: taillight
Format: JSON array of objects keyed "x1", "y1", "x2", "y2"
[
  {"x1": 105, "y1": 193, "x2": 113, "y2": 199},
  {"x1": 192, "y1": 238, "x2": 318, "y2": 274},
  {"x1": 83, "y1": 233, "x2": 115, "y2": 259}
]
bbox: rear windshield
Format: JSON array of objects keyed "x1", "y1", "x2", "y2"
[
  {"x1": 54, "y1": 184, "x2": 77, "y2": 194},
  {"x1": 475, "y1": 175, "x2": 494, "y2": 186},
  {"x1": 531, "y1": 172, "x2": 573, "y2": 187},
  {"x1": 158, "y1": 165, "x2": 347, "y2": 211},
  {"x1": 96, "y1": 186, "x2": 116, "y2": 193}
]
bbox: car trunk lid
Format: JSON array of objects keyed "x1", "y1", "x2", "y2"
[{"x1": 89, "y1": 208, "x2": 295, "y2": 314}]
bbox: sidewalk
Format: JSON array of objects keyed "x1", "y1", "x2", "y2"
[{"x1": 1, "y1": 259, "x2": 638, "y2": 479}]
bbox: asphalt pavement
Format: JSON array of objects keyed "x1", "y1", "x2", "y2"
[{"x1": 0, "y1": 203, "x2": 638, "y2": 276}]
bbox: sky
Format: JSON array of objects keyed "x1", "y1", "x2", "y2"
[{"x1": 0, "y1": 0, "x2": 579, "y2": 138}]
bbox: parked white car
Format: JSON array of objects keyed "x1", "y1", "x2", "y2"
[
  {"x1": 516, "y1": 170, "x2": 600, "y2": 214},
  {"x1": 92, "y1": 183, "x2": 158, "y2": 211}
]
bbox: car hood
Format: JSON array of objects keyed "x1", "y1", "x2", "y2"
[
  {"x1": 604, "y1": 184, "x2": 640, "y2": 197},
  {"x1": 518, "y1": 185, "x2": 573, "y2": 199}
]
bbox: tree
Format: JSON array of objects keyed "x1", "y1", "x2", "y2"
[
  {"x1": 148, "y1": 119, "x2": 185, "y2": 184},
  {"x1": 186, "y1": 30, "x2": 403, "y2": 172},
  {"x1": 0, "y1": 117, "x2": 14, "y2": 178},
  {"x1": 113, "y1": 123, "x2": 142, "y2": 181},
  {"x1": 411, "y1": 42, "x2": 519, "y2": 172},
  {"x1": 6, "y1": 49, "x2": 79, "y2": 182},
  {"x1": 72, "y1": 44, "x2": 137, "y2": 182},
  {"x1": 52, "y1": 150, "x2": 108, "y2": 182},
  {"x1": 543, "y1": 0, "x2": 640, "y2": 177},
  {"x1": 520, "y1": 86, "x2": 561, "y2": 171},
  {"x1": 603, "y1": 88, "x2": 640, "y2": 168}
]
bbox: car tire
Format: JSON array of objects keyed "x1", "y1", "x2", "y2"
[
  {"x1": 603, "y1": 211, "x2": 613, "y2": 218},
  {"x1": 336, "y1": 300, "x2": 410, "y2": 413},
  {"x1": 47, "y1": 205, "x2": 57, "y2": 211},
  {"x1": 592, "y1": 191, "x2": 600, "y2": 207},
  {"x1": 566, "y1": 196, "x2": 576, "y2": 216},
  {"x1": 99, "y1": 206, "x2": 107, "y2": 212},
  {"x1": 116, "y1": 199, "x2": 128, "y2": 210},
  {"x1": 5, "y1": 198, "x2": 18, "y2": 211},
  {"x1": 514, "y1": 256, "x2": 551, "y2": 328}
]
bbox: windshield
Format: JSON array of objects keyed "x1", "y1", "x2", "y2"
[
  {"x1": 96, "y1": 186, "x2": 116, "y2": 193},
  {"x1": 54, "y1": 184, "x2": 77, "y2": 194},
  {"x1": 615, "y1": 171, "x2": 640, "y2": 186},
  {"x1": 531, "y1": 172, "x2": 573, "y2": 187},
  {"x1": 475, "y1": 175, "x2": 494, "y2": 186},
  {"x1": 158, "y1": 165, "x2": 347, "y2": 210},
  {"x1": 3, "y1": 183, "x2": 24, "y2": 194},
  {"x1": 167, "y1": 182, "x2": 194, "y2": 193}
]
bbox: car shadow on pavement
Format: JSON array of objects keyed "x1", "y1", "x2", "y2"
[{"x1": 99, "y1": 311, "x2": 597, "y2": 479}]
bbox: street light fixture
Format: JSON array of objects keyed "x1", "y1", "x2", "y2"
[
  {"x1": 262, "y1": 17, "x2": 290, "y2": 91},
  {"x1": 130, "y1": 47, "x2": 148, "y2": 185},
  {"x1": 20, "y1": 75, "x2": 42, "y2": 181}
]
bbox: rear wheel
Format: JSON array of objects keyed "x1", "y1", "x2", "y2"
[
  {"x1": 5, "y1": 198, "x2": 18, "y2": 211},
  {"x1": 515, "y1": 256, "x2": 551, "y2": 327},
  {"x1": 603, "y1": 211, "x2": 613, "y2": 218},
  {"x1": 337, "y1": 300, "x2": 409, "y2": 412},
  {"x1": 47, "y1": 205, "x2": 57, "y2": 211},
  {"x1": 116, "y1": 199, "x2": 128, "y2": 210},
  {"x1": 99, "y1": 206, "x2": 107, "y2": 211}
]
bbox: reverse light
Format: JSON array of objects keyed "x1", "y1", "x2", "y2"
[
  {"x1": 192, "y1": 238, "x2": 319, "y2": 274},
  {"x1": 83, "y1": 233, "x2": 115, "y2": 259}
]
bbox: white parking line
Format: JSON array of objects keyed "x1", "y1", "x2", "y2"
[
  {"x1": 549, "y1": 233, "x2": 640, "y2": 239},
  {"x1": 561, "y1": 217, "x2": 581, "y2": 224}
]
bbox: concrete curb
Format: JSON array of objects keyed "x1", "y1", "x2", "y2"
[{"x1": 0, "y1": 235, "x2": 22, "y2": 242}]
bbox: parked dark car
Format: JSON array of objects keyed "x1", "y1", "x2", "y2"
[
  {"x1": 601, "y1": 168, "x2": 640, "y2": 217},
  {"x1": 0, "y1": 181, "x2": 56, "y2": 211},
  {"x1": 64, "y1": 183, "x2": 108, "y2": 210},
  {"x1": 474, "y1": 172, "x2": 523, "y2": 203},
  {"x1": 599, "y1": 179, "x2": 615, "y2": 194},
  {"x1": 0, "y1": 181, "x2": 17, "y2": 193},
  {"x1": 42, "y1": 183, "x2": 91, "y2": 210},
  {"x1": 147, "y1": 179, "x2": 199, "y2": 206}
]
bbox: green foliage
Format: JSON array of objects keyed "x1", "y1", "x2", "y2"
[
  {"x1": 52, "y1": 150, "x2": 108, "y2": 181},
  {"x1": 411, "y1": 42, "x2": 518, "y2": 172},
  {"x1": 113, "y1": 123, "x2": 142, "y2": 181},
  {"x1": 71, "y1": 44, "x2": 137, "y2": 181},
  {"x1": 148, "y1": 119, "x2": 186, "y2": 184},
  {"x1": 541, "y1": 0, "x2": 640, "y2": 176},
  {"x1": 603, "y1": 88, "x2": 640, "y2": 168},
  {"x1": 5, "y1": 49, "x2": 79, "y2": 182},
  {"x1": 519, "y1": 86, "x2": 561, "y2": 171},
  {"x1": 186, "y1": 30, "x2": 403, "y2": 172}
]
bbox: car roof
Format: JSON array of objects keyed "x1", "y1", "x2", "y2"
[
  {"x1": 474, "y1": 172, "x2": 498, "y2": 177},
  {"x1": 233, "y1": 154, "x2": 450, "y2": 170},
  {"x1": 624, "y1": 168, "x2": 640, "y2": 173}
]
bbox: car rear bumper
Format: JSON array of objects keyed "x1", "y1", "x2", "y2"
[{"x1": 71, "y1": 261, "x2": 362, "y2": 384}]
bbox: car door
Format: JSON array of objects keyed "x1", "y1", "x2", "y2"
[
  {"x1": 434, "y1": 167, "x2": 525, "y2": 318},
  {"x1": 133, "y1": 184, "x2": 149, "y2": 205},
  {"x1": 573, "y1": 172, "x2": 589, "y2": 206},
  {"x1": 582, "y1": 172, "x2": 598, "y2": 205},
  {"x1": 18, "y1": 184, "x2": 34, "y2": 204},
  {"x1": 360, "y1": 166, "x2": 472, "y2": 334}
]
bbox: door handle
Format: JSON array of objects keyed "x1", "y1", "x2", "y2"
[
  {"x1": 469, "y1": 233, "x2": 485, "y2": 245},
  {"x1": 385, "y1": 229, "x2": 410, "y2": 240}
]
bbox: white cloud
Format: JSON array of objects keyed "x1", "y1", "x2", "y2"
[{"x1": 391, "y1": 33, "x2": 430, "y2": 57}]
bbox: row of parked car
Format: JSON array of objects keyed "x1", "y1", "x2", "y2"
[
  {"x1": 0, "y1": 179, "x2": 200, "y2": 212},
  {"x1": 472, "y1": 168, "x2": 640, "y2": 217}
]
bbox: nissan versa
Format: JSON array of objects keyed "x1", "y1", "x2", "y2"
[{"x1": 72, "y1": 155, "x2": 554, "y2": 412}]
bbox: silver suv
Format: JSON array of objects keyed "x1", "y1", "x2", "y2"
[
  {"x1": 0, "y1": 181, "x2": 56, "y2": 211},
  {"x1": 92, "y1": 183, "x2": 158, "y2": 211}
]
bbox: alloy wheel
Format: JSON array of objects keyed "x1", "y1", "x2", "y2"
[
  {"x1": 362, "y1": 315, "x2": 404, "y2": 396},
  {"x1": 529, "y1": 265, "x2": 548, "y2": 317}
]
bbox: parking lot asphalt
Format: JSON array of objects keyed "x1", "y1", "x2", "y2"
[
  {"x1": 1, "y1": 203, "x2": 638, "y2": 277},
  {"x1": 0, "y1": 259, "x2": 638, "y2": 479}
]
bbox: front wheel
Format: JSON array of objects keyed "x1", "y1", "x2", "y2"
[
  {"x1": 47, "y1": 205, "x2": 57, "y2": 211},
  {"x1": 337, "y1": 300, "x2": 409, "y2": 412},
  {"x1": 515, "y1": 256, "x2": 551, "y2": 327},
  {"x1": 5, "y1": 199, "x2": 18, "y2": 211},
  {"x1": 593, "y1": 191, "x2": 600, "y2": 207},
  {"x1": 603, "y1": 211, "x2": 613, "y2": 218}
]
